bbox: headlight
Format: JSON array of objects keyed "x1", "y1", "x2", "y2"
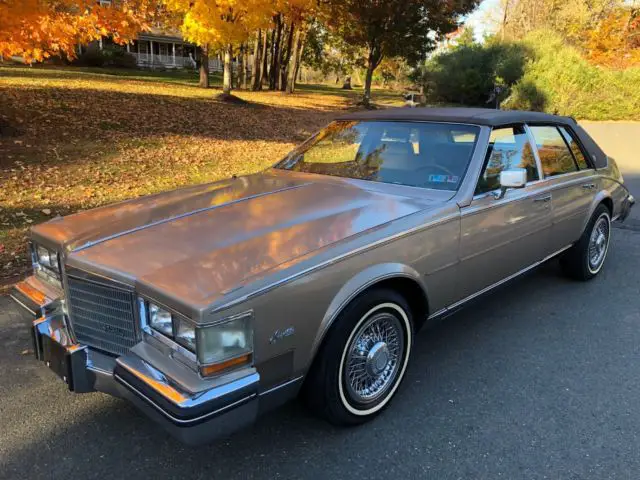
[
  {"x1": 141, "y1": 298, "x2": 253, "y2": 377},
  {"x1": 32, "y1": 242, "x2": 61, "y2": 285},
  {"x1": 36, "y1": 246, "x2": 52, "y2": 267},
  {"x1": 197, "y1": 313, "x2": 253, "y2": 367},
  {"x1": 175, "y1": 317, "x2": 196, "y2": 351},
  {"x1": 149, "y1": 303, "x2": 173, "y2": 337}
]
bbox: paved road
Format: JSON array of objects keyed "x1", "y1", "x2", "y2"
[
  {"x1": 1, "y1": 123, "x2": 639, "y2": 479},
  {"x1": 581, "y1": 122, "x2": 640, "y2": 226},
  {"x1": 2, "y1": 230, "x2": 640, "y2": 480}
]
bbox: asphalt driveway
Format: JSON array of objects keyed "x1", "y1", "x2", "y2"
[
  {"x1": 1, "y1": 228, "x2": 640, "y2": 479},
  {"x1": 1, "y1": 122, "x2": 639, "y2": 480}
]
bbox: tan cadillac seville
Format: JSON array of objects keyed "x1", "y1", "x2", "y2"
[{"x1": 10, "y1": 108, "x2": 635, "y2": 445}]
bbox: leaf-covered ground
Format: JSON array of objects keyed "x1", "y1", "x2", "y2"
[{"x1": 0, "y1": 66, "x2": 401, "y2": 287}]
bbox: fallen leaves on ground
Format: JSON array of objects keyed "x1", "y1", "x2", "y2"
[{"x1": 0, "y1": 66, "x2": 402, "y2": 282}]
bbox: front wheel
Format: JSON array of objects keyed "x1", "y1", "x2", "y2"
[
  {"x1": 303, "y1": 289, "x2": 413, "y2": 425},
  {"x1": 561, "y1": 204, "x2": 611, "y2": 281}
]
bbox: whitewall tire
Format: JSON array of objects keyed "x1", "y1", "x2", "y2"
[{"x1": 303, "y1": 289, "x2": 413, "y2": 425}]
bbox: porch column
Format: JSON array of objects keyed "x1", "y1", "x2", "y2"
[
  {"x1": 149, "y1": 40, "x2": 154, "y2": 65},
  {"x1": 99, "y1": 37, "x2": 103, "y2": 50},
  {"x1": 126, "y1": 43, "x2": 130, "y2": 53},
  {"x1": 172, "y1": 43, "x2": 176, "y2": 66}
]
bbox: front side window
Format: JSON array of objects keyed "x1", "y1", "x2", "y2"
[
  {"x1": 475, "y1": 125, "x2": 539, "y2": 194},
  {"x1": 529, "y1": 126, "x2": 578, "y2": 177},
  {"x1": 274, "y1": 121, "x2": 480, "y2": 191},
  {"x1": 558, "y1": 126, "x2": 590, "y2": 170}
]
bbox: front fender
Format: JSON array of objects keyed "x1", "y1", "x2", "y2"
[{"x1": 310, "y1": 263, "x2": 427, "y2": 359}]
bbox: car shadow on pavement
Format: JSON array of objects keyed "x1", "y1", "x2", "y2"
[{"x1": 2, "y1": 238, "x2": 638, "y2": 479}]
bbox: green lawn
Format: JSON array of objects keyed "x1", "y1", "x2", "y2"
[{"x1": 0, "y1": 65, "x2": 403, "y2": 286}]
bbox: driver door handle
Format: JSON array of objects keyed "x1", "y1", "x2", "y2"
[
  {"x1": 582, "y1": 183, "x2": 596, "y2": 190},
  {"x1": 533, "y1": 195, "x2": 552, "y2": 203}
]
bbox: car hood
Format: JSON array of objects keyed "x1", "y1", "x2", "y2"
[{"x1": 34, "y1": 171, "x2": 447, "y2": 309}]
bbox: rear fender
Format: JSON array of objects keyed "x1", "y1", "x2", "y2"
[{"x1": 582, "y1": 189, "x2": 613, "y2": 234}]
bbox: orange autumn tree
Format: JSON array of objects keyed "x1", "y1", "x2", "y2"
[
  {"x1": 0, "y1": 0, "x2": 155, "y2": 63},
  {"x1": 584, "y1": 7, "x2": 640, "y2": 68},
  {"x1": 163, "y1": 0, "x2": 275, "y2": 94}
]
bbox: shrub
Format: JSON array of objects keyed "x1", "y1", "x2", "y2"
[
  {"x1": 106, "y1": 46, "x2": 137, "y2": 68},
  {"x1": 75, "y1": 46, "x2": 106, "y2": 67},
  {"x1": 425, "y1": 42, "x2": 527, "y2": 107},
  {"x1": 74, "y1": 45, "x2": 137, "y2": 69},
  {"x1": 504, "y1": 80, "x2": 547, "y2": 111},
  {"x1": 502, "y1": 30, "x2": 640, "y2": 120},
  {"x1": 423, "y1": 29, "x2": 640, "y2": 120}
]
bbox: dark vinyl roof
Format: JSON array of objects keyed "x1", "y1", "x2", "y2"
[
  {"x1": 337, "y1": 107, "x2": 576, "y2": 127},
  {"x1": 336, "y1": 107, "x2": 608, "y2": 168}
]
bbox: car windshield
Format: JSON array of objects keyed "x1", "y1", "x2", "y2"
[{"x1": 274, "y1": 120, "x2": 480, "y2": 191}]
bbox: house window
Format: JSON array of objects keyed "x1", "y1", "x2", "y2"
[{"x1": 99, "y1": 0, "x2": 112, "y2": 6}]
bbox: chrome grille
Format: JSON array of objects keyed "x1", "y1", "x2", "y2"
[{"x1": 67, "y1": 275, "x2": 138, "y2": 356}]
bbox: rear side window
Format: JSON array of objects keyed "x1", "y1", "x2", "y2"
[
  {"x1": 529, "y1": 126, "x2": 578, "y2": 177},
  {"x1": 558, "y1": 126, "x2": 590, "y2": 169},
  {"x1": 475, "y1": 125, "x2": 539, "y2": 194}
]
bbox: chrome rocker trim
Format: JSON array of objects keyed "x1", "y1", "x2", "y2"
[{"x1": 428, "y1": 244, "x2": 574, "y2": 320}]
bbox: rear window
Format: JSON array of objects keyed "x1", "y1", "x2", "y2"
[
  {"x1": 275, "y1": 121, "x2": 480, "y2": 191},
  {"x1": 558, "y1": 126, "x2": 590, "y2": 170},
  {"x1": 529, "y1": 126, "x2": 578, "y2": 177}
]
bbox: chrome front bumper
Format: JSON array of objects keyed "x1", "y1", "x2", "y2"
[
  {"x1": 619, "y1": 193, "x2": 635, "y2": 222},
  {"x1": 11, "y1": 278, "x2": 260, "y2": 446}
]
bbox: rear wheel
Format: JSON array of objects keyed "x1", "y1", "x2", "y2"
[
  {"x1": 561, "y1": 204, "x2": 611, "y2": 281},
  {"x1": 303, "y1": 289, "x2": 413, "y2": 425}
]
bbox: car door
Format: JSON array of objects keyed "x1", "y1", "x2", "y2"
[
  {"x1": 527, "y1": 124, "x2": 597, "y2": 253},
  {"x1": 457, "y1": 124, "x2": 552, "y2": 302}
]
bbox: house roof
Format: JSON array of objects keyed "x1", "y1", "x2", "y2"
[
  {"x1": 337, "y1": 107, "x2": 576, "y2": 127},
  {"x1": 138, "y1": 26, "x2": 184, "y2": 43}
]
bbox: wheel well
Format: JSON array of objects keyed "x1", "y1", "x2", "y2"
[
  {"x1": 303, "y1": 276, "x2": 429, "y2": 394},
  {"x1": 601, "y1": 197, "x2": 613, "y2": 216},
  {"x1": 361, "y1": 276, "x2": 429, "y2": 327}
]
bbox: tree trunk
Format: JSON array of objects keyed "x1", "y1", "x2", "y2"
[
  {"x1": 199, "y1": 45, "x2": 209, "y2": 88},
  {"x1": 223, "y1": 44, "x2": 233, "y2": 95},
  {"x1": 285, "y1": 26, "x2": 302, "y2": 94},
  {"x1": 501, "y1": 0, "x2": 509, "y2": 40},
  {"x1": 269, "y1": 15, "x2": 282, "y2": 90},
  {"x1": 280, "y1": 21, "x2": 295, "y2": 91},
  {"x1": 362, "y1": 47, "x2": 383, "y2": 106},
  {"x1": 243, "y1": 44, "x2": 250, "y2": 90},
  {"x1": 238, "y1": 44, "x2": 245, "y2": 90},
  {"x1": 259, "y1": 28, "x2": 269, "y2": 88},
  {"x1": 251, "y1": 31, "x2": 261, "y2": 91},
  {"x1": 266, "y1": 26, "x2": 275, "y2": 84},
  {"x1": 294, "y1": 28, "x2": 307, "y2": 84}
]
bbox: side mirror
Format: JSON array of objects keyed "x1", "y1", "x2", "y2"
[{"x1": 494, "y1": 168, "x2": 527, "y2": 199}]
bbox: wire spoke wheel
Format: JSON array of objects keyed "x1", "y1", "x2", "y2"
[
  {"x1": 343, "y1": 311, "x2": 405, "y2": 405},
  {"x1": 587, "y1": 214, "x2": 610, "y2": 273}
]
